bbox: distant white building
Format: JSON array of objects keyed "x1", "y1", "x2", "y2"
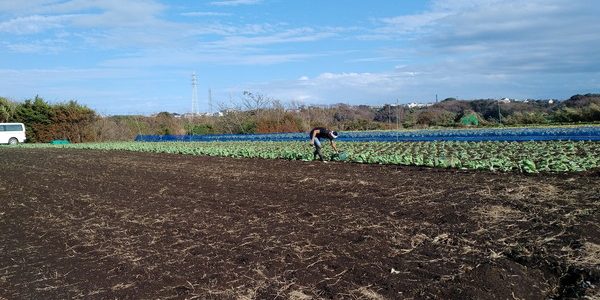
[
  {"x1": 181, "y1": 112, "x2": 221, "y2": 118},
  {"x1": 407, "y1": 102, "x2": 433, "y2": 108}
]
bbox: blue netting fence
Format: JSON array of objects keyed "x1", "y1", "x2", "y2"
[{"x1": 135, "y1": 127, "x2": 600, "y2": 143}]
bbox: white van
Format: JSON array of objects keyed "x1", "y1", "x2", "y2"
[{"x1": 0, "y1": 123, "x2": 26, "y2": 144}]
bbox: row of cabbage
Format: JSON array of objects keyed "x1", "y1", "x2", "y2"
[
  {"x1": 135, "y1": 126, "x2": 600, "y2": 143},
  {"x1": 19, "y1": 141, "x2": 600, "y2": 173}
]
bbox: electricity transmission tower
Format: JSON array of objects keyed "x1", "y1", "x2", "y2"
[{"x1": 191, "y1": 72, "x2": 199, "y2": 115}]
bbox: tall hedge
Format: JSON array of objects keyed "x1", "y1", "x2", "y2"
[{"x1": 9, "y1": 96, "x2": 96, "y2": 143}]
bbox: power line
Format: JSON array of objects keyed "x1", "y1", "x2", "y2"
[{"x1": 208, "y1": 88, "x2": 212, "y2": 114}]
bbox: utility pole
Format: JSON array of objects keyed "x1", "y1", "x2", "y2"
[
  {"x1": 498, "y1": 99, "x2": 502, "y2": 124},
  {"x1": 191, "y1": 72, "x2": 198, "y2": 115},
  {"x1": 396, "y1": 99, "x2": 400, "y2": 142},
  {"x1": 388, "y1": 104, "x2": 391, "y2": 127},
  {"x1": 396, "y1": 99, "x2": 400, "y2": 128}
]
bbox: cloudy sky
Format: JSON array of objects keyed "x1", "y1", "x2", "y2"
[{"x1": 0, "y1": 0, "x2": 598, "y2": 115}]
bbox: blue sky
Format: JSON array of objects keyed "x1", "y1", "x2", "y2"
[{"x1": 0, "y1": 0, "x2": 599, "y2": 115}]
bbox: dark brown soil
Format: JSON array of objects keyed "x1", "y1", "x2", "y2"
[{"x1": 1, "y1": 148, "x2": 599, "y2": 299}]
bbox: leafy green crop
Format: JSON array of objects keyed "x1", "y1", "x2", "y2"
[{"x1": 16, "y1": 140, "x2": 600, "y2": 173}]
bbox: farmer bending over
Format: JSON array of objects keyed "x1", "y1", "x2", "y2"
[{"x1": 309, "y1": 127, "x2": 339, "y2": 161}]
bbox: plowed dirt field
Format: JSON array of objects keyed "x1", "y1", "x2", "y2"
[{"x1": 1, "y1": 148, "x2": 599, "y2": 299}]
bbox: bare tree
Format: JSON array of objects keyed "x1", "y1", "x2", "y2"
[{"x1": 242, "y1": 91, "x2": 273, "y2": 119}]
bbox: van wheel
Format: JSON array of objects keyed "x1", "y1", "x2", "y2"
[{"x1": 8, "y1": 138, "x2": 18, "y2": 145}]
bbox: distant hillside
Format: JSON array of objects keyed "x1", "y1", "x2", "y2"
[{"x1": 561, "y1": 94, "x2": 600, "y2": 108}]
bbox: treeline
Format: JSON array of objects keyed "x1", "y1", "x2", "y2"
[
  {"x1": 0, "y1": 96, "x2": 96, "y2": 143},
  {"x1": 1, "y1": 93, "x2": 599, "y2": 143}
]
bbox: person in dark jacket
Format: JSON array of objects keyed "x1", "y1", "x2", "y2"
[{"x1": 309, "y1": 127, "x2": 339, "y2": 161}]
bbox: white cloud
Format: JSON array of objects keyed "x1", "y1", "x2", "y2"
[
  {"x1": 0, "y1": 0, "x2": 59, "y2": 13},
  {"x1": 238, "y1": 71, "x2": 414, "y2": 104},
  {"x1": 2, "y1": 0, "x2": 598, "y2": 114},
  {"x1": 209, "y1": 0, "x2": 262, "y2": 6},
  {"x1": 99, "y1": 48, "x2": 318, "y2": 67},
  {"x1": 378, "y1": 12, "x2": 449, "y2": 35},
  {"x1": 368, "y1": 0, "x2": 600, "y2": 75},
  {"x1": 232, "y1": 53, "x2": 315, "y2": 65},
  {"x1": 5, "y1": 39, "x2": 65, "y2": 53},
  {"x1": 210, "y1": 27, "x2": 338, "y2": 48},
  {"x1": 0, "y1": 0, "x2": 167, "y2": 30},
  {"x1": 181, "y1": 11, "x2": 232, "y2": 17},
  {"x1": 234, "y1": 55, "x2": 599, "y2": 105},
  {"x1": 0, "y1": 0, "x2": 339, "y2": 60},
  {"x1": 0, "y1": 15, "x2": 68, "y2": 34}
]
